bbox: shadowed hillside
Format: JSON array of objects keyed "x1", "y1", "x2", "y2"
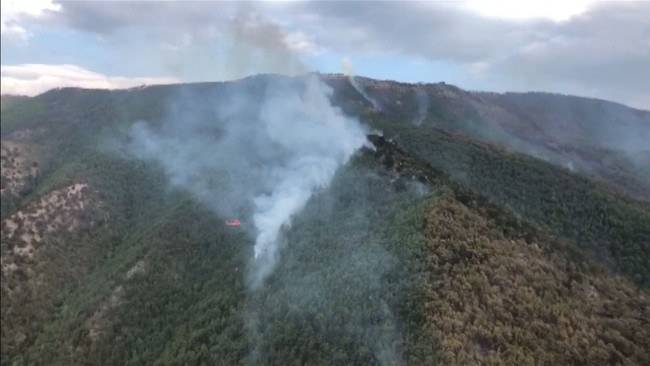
[{"x1": 324, "y1": 75, "x2": 650, "y2": 202}]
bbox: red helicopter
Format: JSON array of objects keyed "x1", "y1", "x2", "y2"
[{"x1": 225, "y1": 219, "x2": 241, "y2": 226}]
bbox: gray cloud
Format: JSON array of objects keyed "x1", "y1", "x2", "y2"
[
  {"x1": 36, "y1": 1, "x2": 304, "y2": 81},
  {"x1": 14, "y1": 1, "x2": 650, "y2": 109},
  {"x1": 492, "y1": 2, "x2": 650, "y2": 108},
  {"x1": 35, "y1": 1, "x2": 537, "y2": 62},
  {"x1": 285, "y1": 1, "x2": 535, "y2": 62},
  {"x1": 282, "y1": 1, "x2": 649, "y2": 108},
  {"x1": 44, "y1": 1, "x2": 229, "y2": 34}
]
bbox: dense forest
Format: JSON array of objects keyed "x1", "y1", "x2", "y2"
[{"x1": 1, "y1": 75, "x2": 649, "y2": 365}]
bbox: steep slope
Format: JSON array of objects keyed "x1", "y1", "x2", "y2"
[
  {"x1": 13, "y1": 133, "x2": 649, "y2": 366},
  {"x1": 371, "y1": 135, "x2": 650, "y2": 365},
  {"x1": 1, "y1": 137, "x2": 43, "y2": 216},
  {"x1": 423, "y1": 195, "x2": 649, "y2": 365},
  {"x1": 369, "y1": 119, "x2": 650, "y2": 287},
  {"x1": 0, "y1": 87, "x2": 181, "y2": 362},
  {"x1": 475, "y1": 91, "x2": 650, "y2": 154},
  {"x1": 324, "y1": 75, "x2": 650, "y2": 201},
  {"x1": 476, "y1": 91, "x2": 650, "y2": 196},
  {"x1": 1, "y1": 75, "x2": 649, "y2": 365},
  {"x1": 1, "y1": 182, "x2": 109, "y2": 356},
  {"x1": 0, "y1": 96, "x2": 29, "y2": 112}
]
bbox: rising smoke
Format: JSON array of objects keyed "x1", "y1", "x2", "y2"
[
  {"x1": 121, "y1": 74, "x2": 368, "y2": 288},
  {"x1": 412, "y1": 87, "x2": 429, "y2": 126},
  {"x1": 341, "y1": 57, "x2": 382, "y2": 111},
  {"x1": 242, "y1": 163, "x2": 431, "y2": 365}
]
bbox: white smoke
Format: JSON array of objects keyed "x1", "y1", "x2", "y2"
[
  {"x1": 412, "y1": 87, "x2": 429, "y2": 126},
  {"x1": 341, "y1": 57, "x2": 382, "y2": 111},
  {"x1": 566, "y1": 160, "x2": 575, "y2": 172},
  {"x1": 121, "y1": 74, "x2": 367, "y2": 289},
  {"x1": 249, "y1": 77, "x2": 367, "y2": 286}
]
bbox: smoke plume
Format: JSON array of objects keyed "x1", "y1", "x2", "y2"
[
  {"x1": 242, "y1": 163, "x2": 433, "y2": 365},
  {"x1": 341, "y1": 57, "x2": 382, "y2": 111},
  {"x1": 121, "y1": 74, "x2": 368, "y2": 288},
  {"x1": 412, "y1": 87, "x2": 429, "y2": 126}
]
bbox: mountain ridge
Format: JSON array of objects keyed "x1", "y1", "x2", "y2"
[{"x1": 1, "y1": 74, "x2": 649, "y2": 365}]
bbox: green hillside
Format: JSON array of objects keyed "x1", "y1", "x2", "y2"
[{"x1": 1, "y1": 76, "x2": 649, "y2": 365}]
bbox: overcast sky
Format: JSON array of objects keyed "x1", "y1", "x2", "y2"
[{"x1": 1, "y1": 0, "x2": 649, "y2": 109}]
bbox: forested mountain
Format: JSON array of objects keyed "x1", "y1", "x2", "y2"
[
  {"x1": 0, "y1": 96, "x2": 30, "y2": 112},
  {"x1": 1, "y1": 74, "x2": 649, "y2": 365}
]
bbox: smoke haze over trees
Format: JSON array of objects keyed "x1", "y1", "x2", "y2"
[{"x1": 1, "y1": 73, "x2": 649, "y2": 365}]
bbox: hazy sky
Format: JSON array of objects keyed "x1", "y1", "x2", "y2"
[{"x1": 1, "y1": 0, "x2": 649, "y2": 109}]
